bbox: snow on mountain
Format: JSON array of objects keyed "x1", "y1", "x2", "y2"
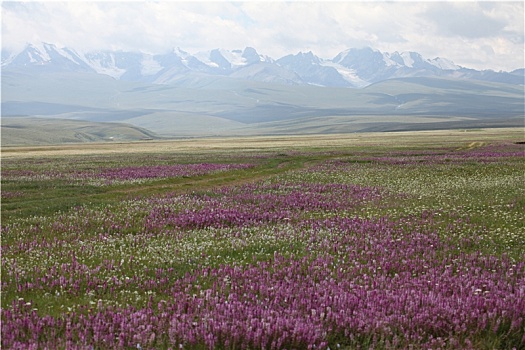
[
  {"x1": 242, "y1": 47, "x2": 273, "y2": 65},
  {"x1": 277, "y1": 51, "x2": 322, "y2": 68},
  {"x1": 428, "y1": 57, "x2": 460, "y2": 70},
  {"x1": 193, "y1": 48, "x2": 242, "y2": 71},
  {"x1": 82, "y1": 52, "x2": 126, "y2": 79},
  {"x1": 220, "y1": 49, "x2": 246, "y2": 67},
  {"x1": 277, "y1": 51, "x2": 366, "y2": 87},
  {"x1": 404, "y1": 52, "x2": 428, "y2": 68},
  {"x1": 2, "y1": 42, "x2": 521, "y2": 87},
  {"x1": 381, "y1": 51, "x2": 401, "y2": 67},
  {"x1": 55, "y1": 47, "x2": 83, "y2": 65},
  {"x1": 173, "y1": 47, "x2": 191, "y2": 62},
  {"x1": 3, "y1": 42, "x2": 92, "y2": 73},
  {"x1": 30, "y1": 42, "x2": 51, "y2": 62},
  {"x1": 336, "y1": 48, "x2": 460, "y2": 76},
  {"x1": 378, "y1": 50, "x2": 457, "y2": 71},
  {"x1": 276, "y1": 51, "x2": 355, "y2": 87},
  {"x1": 140, "y1": 54, "x2": 163, "y2": 76},
  {"x1": 193, "y1": 47, "x2": 270, "y2": 71},
  {"x1": 399, "y1": 52, "x2": 414, "y2": 68},
  {"x1": 193, "y1": 50, "x2": 220, "y2": 68},
  {"x1": 320, "y1": 61, "x2": 369, "y2": 88},
  {"x1": 331, "y1": 47, "x2": 468, "y2": 83},
  {"x1": 333, "y1": 47, "x2": 401, "y2": 82},
  {"x1": 1, "y1": 49, "x2": 16, "y2": 66},
  {"x1": 209, "y1": 49, "x2": 232, "y2": 70}
]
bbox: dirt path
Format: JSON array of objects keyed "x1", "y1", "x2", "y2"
[{"x1": 99, "y1": 159, "x2": 313, "y2": 200}]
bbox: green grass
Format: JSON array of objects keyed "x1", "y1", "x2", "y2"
[{"x1": 1, "y1": 153, "x2": 300, "y2": 222}]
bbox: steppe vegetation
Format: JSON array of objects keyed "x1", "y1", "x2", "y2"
[{"x1": 1, "y1": 128, "x2": 524, "y2": 349}]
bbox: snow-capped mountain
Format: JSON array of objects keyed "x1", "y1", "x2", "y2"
[
  {"x1": 2, "y1": 42, "x2": 93, "y2": 73},
  {"x1": 332, "y1": 47, "x2": 458, "y2": 82},
  {"x1": 190, "y1": 47, "x2": 274, "y2": 76},
  {"x1": 277, "y1": 51, "x2": 368, "y2": 87},
  {"x1": 2, "y1": 43, "x2": 523, "y2": 87}
]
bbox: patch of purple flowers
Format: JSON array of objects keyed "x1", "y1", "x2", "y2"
[{"x1": 2, "y1": 216, "x2": 524, "y2": 349}]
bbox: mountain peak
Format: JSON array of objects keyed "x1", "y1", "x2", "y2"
[
  {"x1": 173, "y1": 47, "x2": 190, "y2": 58},
  {"x1": 300, "y1": 51, "x2": 318, "y2": 59},
  {"x1": 282, "y1": 51, "x2": 322, "y2": 64},
  {"x1": 428, "y1": 57, "x2": 460, "y2": 70},
  {"x1": 242, "y1": 47, "x2": 263, "y2": 64},
  {"x1": 23, "y1": 42, "x2": 53, "y2": 62},
  {"x1": 3, "y1": 42, "x2": 93, "y2": 73}
]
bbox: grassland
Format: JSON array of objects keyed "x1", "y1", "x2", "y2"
[
  {"x1": 1, "y1": 128, "x2": 524, "y2": 349},
  {"x1": 3, "y1": 127, "x2": 522, "y2": 158}
]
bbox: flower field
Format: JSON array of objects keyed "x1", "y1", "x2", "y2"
[{"x1": 1, "y1": 132, "x2": 524, "y2": 349}]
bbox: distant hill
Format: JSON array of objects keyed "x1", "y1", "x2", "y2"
[
  {"x1": 1, "y1": 117, "x2": 159, "y2": 146},
  {"x1": 2, "y1": 68, "x2": 523, "y2": 138},
  {"x1": 1, "y1": 42, "x2": 523, "y2": 143}
]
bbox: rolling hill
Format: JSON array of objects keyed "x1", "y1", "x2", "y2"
[{"x1": 1, "y1": 117, "x2": 159, "y2": 146}]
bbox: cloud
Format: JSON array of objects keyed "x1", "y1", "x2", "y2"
[
  {"x1": 424, "y1": 2, "x2": 508, "y2": 39},
  {"x1": 1, "y1": 1, "x2": 523, "y2": 71},
  {"x1": 413, "y1": 2, "x2": 523, "y2": 71},
  {"x1": 2, "y1": 2, "x2": 248, "y2": 53}
]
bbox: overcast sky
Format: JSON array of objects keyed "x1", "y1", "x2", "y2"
[{"x1": 2, "y1": 1, "x2": 523, "y2": 71}]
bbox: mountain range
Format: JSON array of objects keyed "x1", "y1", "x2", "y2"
[
  {"x1": 3, "y1": 42, "x2": 523, "y2": 87},
  {"x1": 2, "y1": 43, "x2": 524, "y2": 145}
]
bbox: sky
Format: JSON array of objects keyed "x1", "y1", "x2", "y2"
[{"x1": 1, "y1": 1, "x2": 524, "y2": 72}]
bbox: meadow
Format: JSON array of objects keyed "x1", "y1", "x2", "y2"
[{"x1": 1, "y1": 128, "x2": 524, "y2": 349}]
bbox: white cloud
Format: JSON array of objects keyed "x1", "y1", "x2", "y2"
[
  {"x1": 423, "y1": 2, "x2": 507, "y2": 39},
  {"x1": 1, "y1": 1, "x2": 523, "y2": 71}
]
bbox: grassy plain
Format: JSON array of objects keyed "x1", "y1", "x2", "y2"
[
  {"x1": 1, "y1": 127, "x2": 524, "y2": 349},
  {"x1": 3, "y1": 127, "x2": 522, "y2": 158}
]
